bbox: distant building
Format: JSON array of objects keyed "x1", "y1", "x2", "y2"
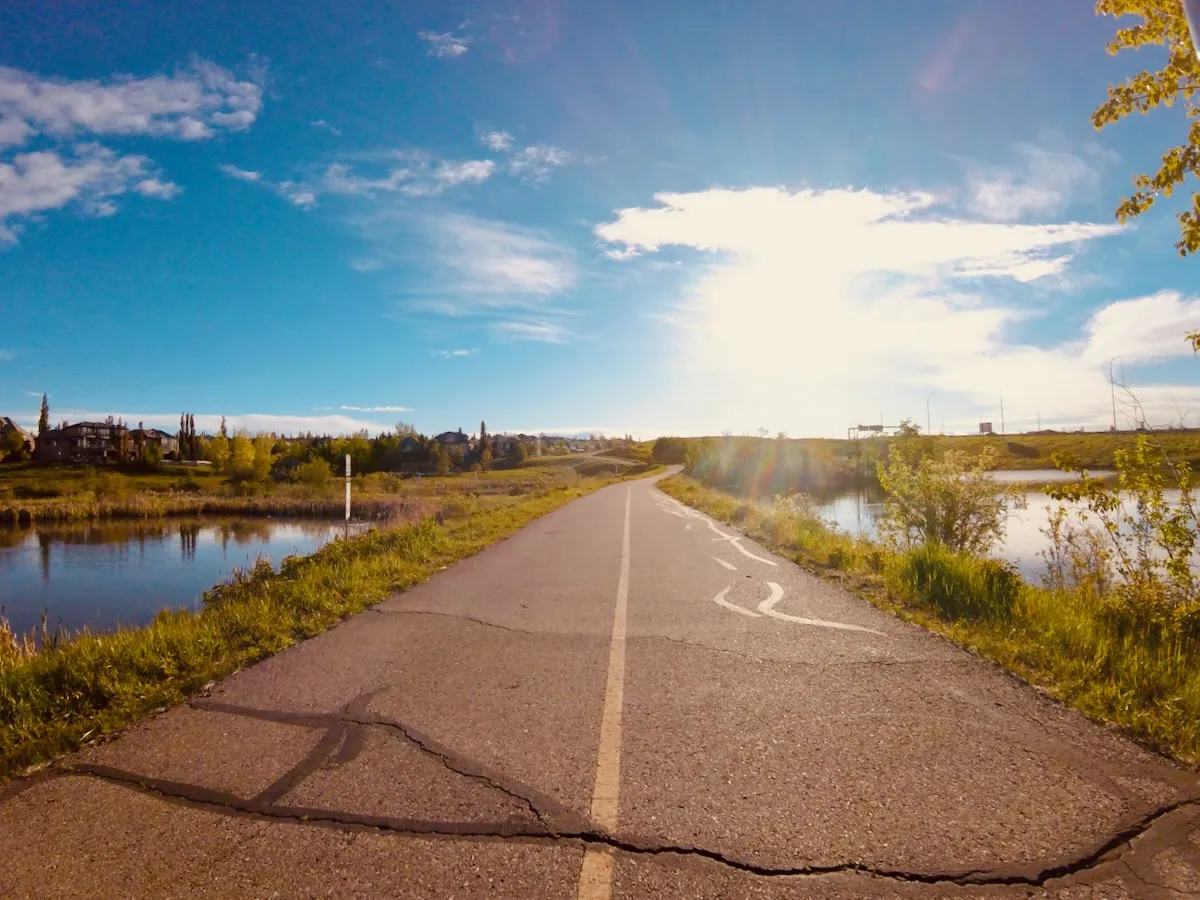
[
  {"x1": 40, "y1": 421, "x2": 122, "y2": 462},
  {"x1": 434, "y1": 428, "x2": 471, "y2": 448},
  {"x1": 399, "y1": 435, "x2": 422, "y2": 454},
  {"x1": 132, "y1": 428, "x2": 179, "y2": 458}
]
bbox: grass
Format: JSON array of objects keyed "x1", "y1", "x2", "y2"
[
  {"x1": 657, "y1": 474, "x2": 1200, "y2": 767},
  {"x1": 0, "y1": 467, "x2": 660, "y2": 782},
  {"x1": 0, "y1": 456, "x2": 630, "y2": 523}
]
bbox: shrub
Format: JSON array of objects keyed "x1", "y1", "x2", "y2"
[
  {"x1": 886, "y1": 543, "x2": 1021, "y2": 622},
  {"x1": 295, "y1": 459, "x2": 333, "y2": 487},
  {"x1": 876, "y1": 443, "x2": 1024, "y2": 554},
  {"x1": 92, "y1": 472, "x2": 129, "y2": 501}
]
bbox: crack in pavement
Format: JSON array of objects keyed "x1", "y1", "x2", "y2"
[
  {"x1": 29, "y1": 765, "x2": 1200, "y2": 889},
  {"x1": 632, "y1": 633, "x2": 978, "y2": 670},
  {"x1": 367, "y1": 606, "x2": 600, "y2": 640}
]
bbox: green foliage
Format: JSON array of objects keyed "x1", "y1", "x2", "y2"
[
  {"x1": 91, "y1": 472, "x2": 129, "y2": 501},
  {"x1": 251, "y1": 434, "x2": 274, "y2": 482},
  {"x1": 37, "y1": 395, "x2": 49, "y2": 438},
  {"x1": 885, "y1": 543, "x2": 1020, "y2": 622},
  {"x1": 206, "y1": 431, "x2": 231, "y2": 472},
  {"x1": 509, "y1": 441, "x2": 528, "y2": 464},
  {"x1": 229, "y1": 431, "x2": 254, "y2": 477},
  {"x1": 0, "y1": 429, "x2": 26, "y2": 461},
  {"x1": 295, "y1": 458, "x2": 333, "y2": 487},
  {"x1": 876, "y1": 444, "x2": 1023, "y2": 554},
  {"x1": 651, "y1": 437, "x2": 689, "y2": 464},
  {"x1": 1092, "y1": 0, "x2": 1200, "y2": 255},
  {"x1": 1048, "y1": 434, "x2": 1200, "y2": 635}
]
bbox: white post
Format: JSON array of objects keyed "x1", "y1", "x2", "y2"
[{"x1": 344, "y1": 453, "x2": 351, "y2": 523}]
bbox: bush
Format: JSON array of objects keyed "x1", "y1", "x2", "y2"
[
  {"x1": 295, "y1": 459, "x2": 333, "y2": 487},
  {"x1": 887, "y1": 543, "x2": 1021, "y2": 622},
  {"x1": 172, "y1": 476, "x2": 204, "y2": 494},
  {"x1": 92, "y1": 472, "x2": 129, "y2": 501},
  {"x1": 876, "y1": 443, "x2": 1023, "y2": 554}
]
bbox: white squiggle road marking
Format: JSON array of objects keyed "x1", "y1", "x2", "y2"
[
  {"x1": 655, "y1": 492, "x2": 778, "y2": 567},
  {"x1": 709, "y1": 555, "x2": 737, "y2": 571},
  {"x1": 756, "y1": 582, "x2": 886, "y2": 636},
  {"x1": 713, "y1": 585, "x2": 761, "y2": 617}
]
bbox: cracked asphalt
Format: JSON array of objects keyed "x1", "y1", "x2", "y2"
[{"x1": 2, "y1": 476, "x2": 1200, "y2": 898}]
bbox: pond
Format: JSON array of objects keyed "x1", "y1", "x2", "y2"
[
  {"x1": 0, "y1": 517, "x2": 368, "y2": 638},
  {"x1": 814, "y1": 469, "x2": 1152, "y2": 583}
]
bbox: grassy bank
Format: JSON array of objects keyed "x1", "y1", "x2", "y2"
[
  {"x1": 0, "y1": 470, "x2": 657, "y2": 782},
  {"x1": 0, "y1": 457, "x2": 644, "y2": 524},
  {"x1": 657, "y1": 474, "x2": 1200, "y2": 766}
]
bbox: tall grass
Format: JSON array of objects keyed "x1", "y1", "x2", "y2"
[{"x1": 658, "y1": 474, "x2": 1200, "y2": 765}]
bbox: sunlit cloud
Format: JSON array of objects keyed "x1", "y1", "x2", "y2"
[
  {"x1": 434, "y1": 348, "x2": 479, "y2": 357},
  {"x1": 593, "y1": 186, "x2": 1170, "y2": 434},
  {"x1": 218, "y1": 164, "x2": 262, "y2": 182},
  {"x1": 963, "y1": 143, "x2": 1111, "y2": 222},
  {"x1": 494, "y1": 320, "x2": 570, "y2": 343}
]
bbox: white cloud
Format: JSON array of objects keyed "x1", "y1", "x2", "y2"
[
  {"x1": 133, "y1": 177, "x2": 180, "y2": 199},
  {"x1": 349, "y1": 257, "x2": 384, "y2": 272},
  {"x1": 0, "y1": 349, "x2": 13, "y2": 361},
  {"x1": 594, "y1": 186, "x2": 1154, "y2": 433},
  {"x1": 281, "y1": 184, "x2": 316, "y2": 208},
  {"x1": 321, "y1": 154, "x2": 493, "y2": 199},
  {"x1": 964, "y1": 144, "x2": 1106, "y2": 222},
  {"x1": 418, "y1": 31, "x2": 470, "y2": 58},
  {"x1": 434, "y1": 348, "x2": 479, "y2": 358},
  {"x1": 481, "y1": 131, "x2": 513, "y2": 152},
  {"x1": 430, "y1": 213, "x2": 577, "y2": 302},
  {"x1": 339, "y1": 404, "x2": 413, "y2": 413},
  {"x1": 507, "y1": 144, "x2": 571, "y2": 183},
  {"x1": 0, "y1": 144, "x2": 175, "y2": 244},
  {"x1": 16, "y1": 410, "x2": 394, "y2": 436},
  {"x1": 0, "y1": 59, "x2": 263, "y2": 147},
  {"x1": 310, "y1": 119, "x2": 342, "y2": 136},
  {"x1": 219, "y1": 163, "x2": 262, "y2": 182},
  {"x1": 494, "y1": 320, "x2": 570, "y2": 343}
]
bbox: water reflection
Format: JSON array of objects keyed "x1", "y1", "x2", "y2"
[
  {"x1": 0, "y1": 517, "x2": 362, "y2": 637},
  {"x1": 815, "y1": 471, "x2": 1172, "y2": 583}
]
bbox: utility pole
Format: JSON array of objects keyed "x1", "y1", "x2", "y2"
[
  {"x1": 1110, "y1": 357, "x2": 1119, "y2": 433},
  {"x1": 926, "y1": 393, "x2": 934, "y2": 436},
  {"x1": 1000, "y1": 396, "x2": 1005, "y2": 436}
]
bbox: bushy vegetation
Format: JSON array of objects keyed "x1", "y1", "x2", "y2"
[{"x1": 662, "y1": 430, "x2": 1200, "y2": 764}]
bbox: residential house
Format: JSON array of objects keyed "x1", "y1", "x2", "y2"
[
  {"x1": 39, "y1": 421, "x2": 122, "y2": 462},
  {"x1": 132, "y1": 428, "x2": 179, "y2": 458},
  {"x1": 399, "y1": 435, "x2": 422, "y2": 455},
  {"x1": 434, "y1": 429, "x2": 471, "y2": 449}
]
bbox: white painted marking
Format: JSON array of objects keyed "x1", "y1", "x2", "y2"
[
  {"x1": 713, "y1": 585, "x2": 761, "y2": 617},
  {"x1": 710, "y1": 555, "x2": 737, "y2": 571},
  {"x1": 756, "y1": 582, "x2": 886, "y2": 635},
  {"x1": 654, "y1": 490, "x2": 778, "y2": 567},
  {"x1": 577, "y1": 486, "x2": 632, "y2": 900}
]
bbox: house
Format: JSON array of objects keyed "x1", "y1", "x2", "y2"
[
  {"x1": 39, "y1": 421, "x2": 122, "y2": 462},
  {"x1": 0, "y1": 416, "x2": 34, "y2": 456},
  {"x1": 132, "y1": 428, "x2": 179, "y2": 458},
  {"x1": 434, "y1": 429, "x2": 471, "y2": 448},
  {"x1": 399, "y1": 435, "x2": 422, "y2": 454}
]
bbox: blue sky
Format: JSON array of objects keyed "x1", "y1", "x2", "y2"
[{"x1": 1, "y1": 0, "x2": 1199, "y2": 438}]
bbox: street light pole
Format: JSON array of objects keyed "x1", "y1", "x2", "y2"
[{"x1": 926, "y1": 393, "x2": 934, "y2": 436}]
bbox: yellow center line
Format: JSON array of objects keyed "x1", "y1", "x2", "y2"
[{"x1": 577, "y1": 485, "x2": 632, "y2": 900}]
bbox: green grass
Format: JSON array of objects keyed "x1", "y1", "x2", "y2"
[
  {"x1": 0, "y1": 456, "x2": 623, "y2": 523},
  {"x1": 657, "y1": 474, "x2": 1200, "y2": 767},
  {"x1": 0, "y1": 468, "x2": 660, "y2": 782}
]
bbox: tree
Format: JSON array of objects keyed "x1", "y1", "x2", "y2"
[
  {"x1": 1092, "y1": 0, "x2": 1200, "y2": 256},
  {"x1": 480, "y1": 447, "x2": 493, "y2": 471},
  {"x1": 37, "y1": 394, "x2": 49, "y2": 437},
  {"x1": 1, "y1": 428, "x2": 26, "y2": 461},
  {"x1": 207, "y1": 431, "x2": 231, "y2": 471},
  {"x1": 509, "y1": 441, "x2": 528, "y2": 464},
  {"x1": 230, "y1": 430, "x2": 254, "y2": 476},
  {"x1": 251, "y1": 434, "x2": 275, "y2": 481}
]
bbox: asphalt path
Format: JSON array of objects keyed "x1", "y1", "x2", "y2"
[{"x1": 3, "y1": 475, "x2": 1199, "y2": 898}]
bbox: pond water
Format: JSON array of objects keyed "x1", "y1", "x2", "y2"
[
  {"x1": 0, "y1": 517, "x2": 367, "y2": 638},
  {"x1": 814, "y1": 469, "x2": 1154, "y2": 583}
]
